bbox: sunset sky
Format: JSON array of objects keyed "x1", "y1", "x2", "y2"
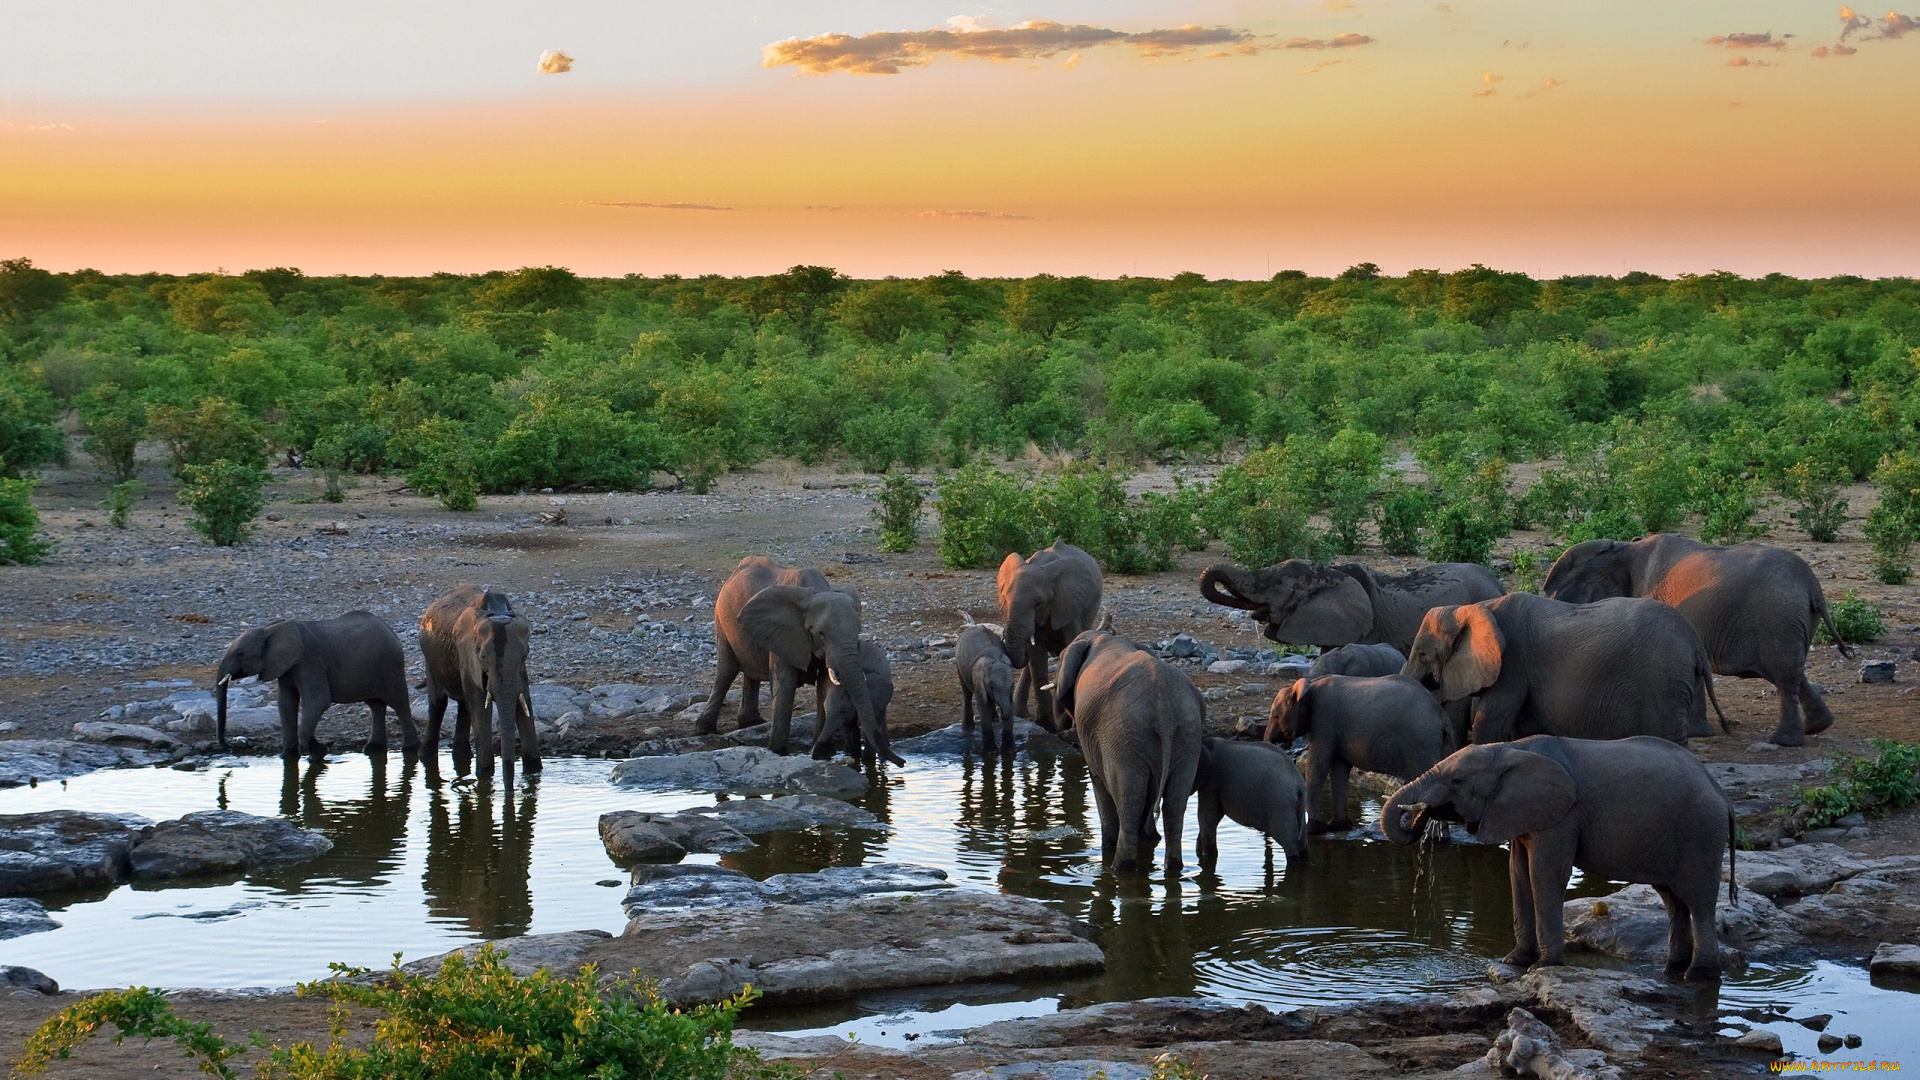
[{"x1": 5, "y1": 2, "x2": 1918, "y2": 279}]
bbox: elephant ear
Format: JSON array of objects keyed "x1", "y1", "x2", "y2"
[
  {"x1": 996, "y1": 552, "x2": 1026, "y2": 612},
  {"x1": 1477, "y1": 750, "x2": 1577, "y2": 844},
  {"x1": 836, "y1": 583, "x2": 861, "y2": 614},
  {"x1": 260, "y1": 623, "x2": 303, "y2": 682},
  {"x1": 1441, "y1": 604, "x2": 1504, "y2": 701},
  {"x1": 1053, "y1": 633, "x2": 1098, "y2": 720},
  {"x1": 1045, "y1": 560, "x2": 1102, "y2": 634},
  {"x1": 740, "y1": 586, "x2": 822, "y2": 672},
  {"x1": 1265, "y1": 678, "x2": 1309, "y2": 743},
  {"x1": 1271, "y1": 566, "x2": 1374, "y2": 646}
]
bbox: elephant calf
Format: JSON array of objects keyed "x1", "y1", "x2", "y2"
[
  {"x1": 1266, "y1": 674, "x2": 1455, "y2": 833},
  {"x1": 215, "y1": 611, "x2": 418, "y2": 760},
  {"x1": 818, "y1": 639, "x2": 892, "y2": 759},
  {"x1": 1383, "y1": 735, "x2": 1736, "y2": 980},
  {"x1": 420, "y1": 584, "x2": 540, "y2": 784},
  {"x1": 1309, "y1": 643, "x2": 1407, "y2": 679},
  {"x1": 956, "y1": 623, "x2": 1018, "y2": 752},
  {"x1": 1195, "y1": 737, "x2": 1308, "y2": 870}
]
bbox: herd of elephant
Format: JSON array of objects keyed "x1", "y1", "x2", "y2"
[{"x1": 211, "y1": 531, "x2": 1853, "y2": 981}]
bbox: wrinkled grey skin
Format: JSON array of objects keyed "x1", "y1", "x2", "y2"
[
  {"x1": 215, "y1": 612, "x2": 418, "y2": 761},
  {"x1": 1401, "y1": 593, "x2": 1726, "y2": 746},
  {"x1": 818, "y1": 639, "x2": 892, "y2": 759},
  {"x1": 1384, "y1": 736, "x2": 1736, "y2": 979},
  {"x1": 1308, "y1": 642, "x2": 1407, "y2": 679},
  {"x1": 1195, "y1": 737, "x2": 1308, "y2": 870},
  {"x1": 1544, "y1": 534, "x2": 1852, "y2": 747},
  {"x1": 1265, "y1": 674, "x2": 1456, "y2": 833},
  {"x1": 1201, "y1": 560, "x2": 1505, "y2": 656},
  {"x1": 419, "y1": 583, "x2": 540, "y2": 784},
  {"x1": 1055, "y1": 628, "x2": 1203, "y2": 874},
  {"x1": 1000, "y1": 541, "x2": 1103, "y2": 732},
  {"x1": 956, "y1": 624, "x2": 1018, "y2": 753},
  {"x1": 697, "y1": 557, "x2": 902, "y2": 766}
]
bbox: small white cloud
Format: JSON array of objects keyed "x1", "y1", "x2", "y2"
[{"x1": 538, "y1": 50, "x2": 575, "y2": 75}]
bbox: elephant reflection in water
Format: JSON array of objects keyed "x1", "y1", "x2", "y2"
[
  {"x1": 953, "y1": 753, "x2": 1092, "y2": 903},
  {"x1": 256, "y1": 757, "x2": 414, "y2": 891},
  {"x1": 423, "y1": 780, "x2": 538, "y2": 938}
]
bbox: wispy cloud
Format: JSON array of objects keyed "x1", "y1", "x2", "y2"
[
  {"x1": 1706, "y1": 31, "x2": 1788, "y2": 49},
  {"x1": 805, "y1": 205, "x2": 843, "y2": 213},
  {"x1": 2, "y1": 121, "x2": 74, "y2": 131},
  {"x1": 1281, "y1": 33, "x2": 1375, "y2": 50},
  {"x1": 587, "y1": 201, "x2": 734, "y2": 212},
  {"x1": 1839, "y1": 5, "x2": 1874, "y2": 40},
  {"x1": 1303, "y1": 59, "x2": 1344, "y2": 74},
  {"x1": 1471, "y1": 71, "x2": 1504, "y2": 97},
  {"x1": 1522, "y1": 75, "x2": 1562, "y2": 97},
  {"x1": 1881, "y1": 12, "x2": 1919, "y2": 38},
  {"x1": 537, "y1": 50, "x2": 574, "y2": 75},
  {"x1": 762, "y1": 20, "x2": 1266, "y2": 74},
  {"x1": 921, "y1": 209, "x2": 1034, "y2": 221},
  {"x1": 1725, "y1": 56, "x2": 1775, "y2": 67},
  {"x1": 1811, "y1": 44, "x2": 1858, "y2": 57}
]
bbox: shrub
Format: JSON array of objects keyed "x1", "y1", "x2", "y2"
[
  {"x1": 0, "y1": 367, "x2": 67, "y2": 477},
  {"x1": 14, "y1": 946, "x2": 771, "y2": 1080},
  {"x1": 1865, "y1": 502, "x2": 1913, "y2": 585},
  {"x1": 871, "y1": 472, "x2": 924, "y2": 553},
  {"x1": 1789, "y1": 739, "x2": 1920, "y2": 828},
  {"x1": 405, "y1": 418, "x2": 480, "y2": 511},
  {"x1": 0, "y1": 470, "x2": 52, "y2": 565},
  {"x1": 1820, "y1": 590, "x2": 1883, "y2": 645},
  {"x1": 1220, "y1": 491, "x2": 1322, "y2": 567},
  {"x1": 1375, "y1": 479, "x2": 1428, "y2": 557},
  {"x1": 103, "y1": 480, "x2": 142, "y2": 528},
  {"x1": 148, "y1": 397, "x2": 267, "y2": 478},
  {"x1": 77, "y1": 382, "x2": 146, "y2": 483},
  {"x1": 935, "y1": 462, "x2": 1044, "y2": 569},
  {"x1": 1781, "y1": 460, "x2": 1848, "y2": 543},
  {"x1": 483, "y1": 396, "x2": 665, "y2": 493},
  {"x1": 1421, "y1": 454, "x2": 1513, "y2": 566},
  {"x1": 843, "y1": 406, "x2": 934, "y2": 473},
  {"x1": 178, "y1": 459, "x2": 268, "y2": 546}
]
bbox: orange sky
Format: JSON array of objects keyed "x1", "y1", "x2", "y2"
[{"x1": 5, "y1": 2, "x2": 1918, "y2": 278}]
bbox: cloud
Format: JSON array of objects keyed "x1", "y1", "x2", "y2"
[
  {"x1": 921, "y1": 209, "x2": 1034, "y2": 221},
  {"x1": 1521, "y1": 75, "x2": 1562, "y2": 97},
  {"x1": 1203, "y1": 44, "x2": 1261, "y2": 59},
  {"x1": 1882, "y1": 12, "x2": 1919, "y2": 38},
  {"x1": 1062, "y1": 52, "x2": 1082, "y2": 69},
  {"x1": 1303, "y1": 59, "x2": 1344, "y2": 74},
  {"x1": 2, "y1": 121, "x2": 74, "y2": 131},
  {"x1": 1471, "y1": 70, "x2": 1503, "y2": 97},
  {"x1": 1705, "y1": 32, "x2": 1788, "y2": 49},
  {"x1": 1725, "y1": 55, "x2": 1775, "y2": 67},
  {"x1": 762, "y1": 20, "x2": 1265, "y2": 74},
  {"x1": 1321, "y1": 0, "x2": 1357, "y2": 9},
  {"x1": 537, "y1": 50, "x2": 574, "y2": 74},
  {"x1": 1811, "y1": 43, "x2": 1858, "y2": 56},
  {"x1": 587, "y1": 201, "x2": 734, "y2": 211},
  {"x1": 1839, "y1": 5, "x2": 1873, "y2": 40},
  {"x1": 1434, "y1": 2, "x2": 1455, "y2": 13},
  {"x1": 805, "y1": 205, "x2": 843, "y2": 212},
  {"x1": 1281, "y1": 32, "x2": 1375, "y2": 49}
]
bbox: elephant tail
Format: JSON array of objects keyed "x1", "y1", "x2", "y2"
[
  {"x1": 1816, "y1": 596, "x2": 1854, "y2": 659},
  {"x1": 1701, "y1": 662, "x2": 1731, "y2": 735},
  {"x1": 1727, "y1": 809, "x2": 1739, "y2": 905}
]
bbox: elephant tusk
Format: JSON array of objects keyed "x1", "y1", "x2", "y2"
[
  {"x1": 828, "y1": 668, "x2": 841, "y2": 686},
  {"x1": 1400, "y1": 801, "x2": 1428, "y2": 829},
  {"x1": 1038, "y1": 682, "x2": 1056, "y2": 693},
  {"x1": 520, "y1": 693, "x2": 533, "y2": 716},
  {"x1": 216, "y1": 675, "x2": 232, "y2": 688}
]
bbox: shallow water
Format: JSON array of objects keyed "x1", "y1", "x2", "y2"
[{"x1": 3, "y1": 749, "x2": 1916, "y2": 1058}]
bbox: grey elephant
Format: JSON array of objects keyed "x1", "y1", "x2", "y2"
[
  {"x1": 419, "y1": 584, "x2": 540, "y2": 784},
  {"x1": 1200, "y1": 560, "x2": 1504, "y2": 656},
  {"x1": 1402, "y1": 594, "x2": 1726, "y2": 745},
  {"x1": 1055, "y1": 628, "x2": 1203, "y2": 873},
  {"x1": 956, "y1": 622, "x2": 1018, "y2": 753},
  {"x1": 696, "y1": 557, "x2": 902, "y2": 765},
  {"x1": 1383, "y1": 735, "x2": 1736, "y2": 979},
  {"x1": 1309, "y1": 642, "x2": 1407, "y2": 678},
  {"x1": 1195, "y1": 737, "x2": 1308, "y2": 870},
  {"x1": 1266, "y1": 674, "x2": 1456, "y2": 833},
  {"x1": 1543, "y1": 535, "x2": 1852, "y2": 747},
  {"x1": 1000, "y1": 540, "x2": 1103, "y2": 732},
  {"x1": 215, "y1": 612, "x2": 419, "y2": 760},
  {"x1": 818, "y1": 639, "x2": 892, "y2": 759}
]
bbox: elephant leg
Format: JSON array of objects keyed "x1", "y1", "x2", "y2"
[
  {"x1": 1327, "y1": 759, "x2": 1353, "y2": 833},
  {"x1": 1770, "y1": 677, "x2": 1807, "y2": 747},
  {"x1": 277, "y1": 688, "x2": 301, "y2": 762},
  {"x1": 1469, "y1": 693, "x2": 1521, "y2": 745},
  {"x1": 1685, "y1": 685, "x2": 1715, "y2": 739},
  {"x1": 1684, "y1": 888, "x2": 1723, "y2": 980},
  {"x1": 1654, "y1": 884, "x2": 1693, "y2": 975},
  {"x1": 424, "y1": 689, "x2": 447, "y2": 767},
  {"x1": 1798, "y1": 676, "x2": 1835, "y2": 737},
  {"x1": 697, "y1": 642, "x2": 740, "y2": 736},
  {"x1": 298, "y1": 697, "x2": 330, "y2": 760},
  {"x1": 768, "y1": 671, "x2": 798, "y2": 756},
  {"x1": 1090, "y1": 775, "x2": 1120, "y2": 867},
  {"x1": 1160, "y1": 771, "x2": 1190, "y2": 876},
  {"x1": 1028, "y1": 654, "x2": 1058, "y2": 732},
  {"x1": 1527, "y1": 841, "x2": 1574, "y2": 968},
  {"x1": 451, "y1": 700, "x2": 473, "y2": 777},
  {"x1": 474, "y1": 695, "x2": 496, "y2": 781},
  {"x1": 1304, "y1": 745, "x2": 1332, "y2": 834},
  {"x1": 1112, "y1": 773, "x2": 1152, "y2": 873},
  {"x1": 1013, "y1": 666, "x2": 1032, "y2": 721},
  {"x1": 962, "y1": 687, "x2": 975, "y2": 731},
  {"x1": 1196, "y1": 788, "x2": 1222, "y2": 871},
  {"x1": 1503, "y1": 842, "x2": 1541, "y2": 968},
  {"x1": 391, "y1": 687, "x2": 420, "y2": 753},
  {"x1": 365, "y1": 701, "x2": 389, "y2": 755},
  {"x1": 737, "y1": 677, "x2": 765, "y2": 728}
]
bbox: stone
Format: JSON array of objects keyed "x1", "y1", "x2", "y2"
[
  {"x1": 1847, "y1": 1034, "x2": 1863, "y2": 1048},
  {"x1": 1206, "y1": 659, "x2": 1249, "y2": 675},
  {"x1": 1564, "y1": 882, "x2": 1784, "y2": 963},
  {"x1": 1734, "y1": 843, "x2": 1875, "y2": 897},
  {"x1": 129, "y1": 810, "x2": 334, "y2": 881},
  {"x1": 609, "y1": 746, "x2": 868, "y2": 799},
  {"x1": 599, "y1": 813, "x2": 750, "y2": 863},
  {"x1": 1512, "y1": 968, "x2": 1680, "y2": 1055},
  {"x1": 1835, "y1": 812, "x2": 1867, "y2": 828},
  {"x1": 1860, "y1": 660, "x2": 1896, "y2": 684},
  {"x1": 1731, "y1": 1029, "x2": 1783, "y2": 1053},
  {"x1": 69, "y1": 722, "x2": 189, "y2": 753},
  {"x1": 529, "y1": 682, "x2": 585, "y2": 718},
  {"x1": 1162, "y1": 634, "x2": 1201, "y2": 659},
  {"x1": 893, "y1": 721, "x2": 1075, "y2": 757},
  {"x1": 0, "y1": 966, "x2": 57, "y2": 995},
  {"x1": 1796, "y1": 1013, "x2": 1832, "y2": 1031},
  {"x1": 1484, "y1": 1007, "x2": 1609, "y2": 1080},
  {"x1": 1869, "y1": 942, "x2": 1920, "y2": 976},
  {"x1": 0, "y1": 740, "x2": 167, "y2": 787},
  {"x1": 1818, "y1": 1032, "x2": 1844, "y2": 1052},
  {"x1": 0, "y1": 811, "x2": 147, "y2": 895},
  {"x1": 0, "y1": 898, "x2": 58, "y2": 940},
  {"x1": 952, "y1": 1064, "x2": 1152, "y2": 1080},
  {"x1": 165, "y1": 713, "x2": 217, "y2": 735},
  {"x1": 622, "y1": 862, "x2": 952, "y2": 916}
]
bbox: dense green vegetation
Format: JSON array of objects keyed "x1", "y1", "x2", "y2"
[
  {"x1": 1790, "y1": 739, "x2": 1920, "y2": 829},
  {"x1": 3, "y1": 258, "x2": 1918, "y2": 566}
]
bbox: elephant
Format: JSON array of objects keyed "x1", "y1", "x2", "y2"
[
  {"x1": 1383, "y1": 735, "x2": 1737, "y2": 979},
  {"x1": 817, "y1": 639, "x2": 892, "y2": 759},
  {"x1": 1194, "y1": 737, "x2": 1308, "y2": 870},
  {"x1": 1200, "y1": 559, "x2": 1505, "y2": 656},
  {"x1": 215, "y1": 611, "x2": 419, "y2": 760},
  {"x1": 1054, "y1": 628, "x2": 1203, "y2": 874},
  {"x1": 956, "y1": 623, "x2": 1018, "y2": 753},
  {"x1": 1000, "y1": 540, "x2": 1103, "y2": 732},
  {"x1": 1400, "y1": 593, "x2": 1727, "y2": 746},
  {"x1": 696, "y1": 557, "x2": 902, "y2": 765},
  {"x1": 1265, "y1": 674, "x2": 1456, "y2": 833},
  {"x1": 1309, "y1": 642, "x2": 1407, "y2": 679},
  {"x1": 419, "y1": 584, "x2": 540, "y2": 784},
  {"x1": 1543, "y1": 534, "x2": 1853, "y2": 747}
]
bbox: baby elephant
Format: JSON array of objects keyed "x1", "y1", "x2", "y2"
[
  {"x1": 956, "y1": 624, "x2": 1018, "y2": 752},
  {"x1": 1309, "y1": 643, "x2": 1406, "y2": 678},
  {"x1": 819, "y1": 640, "x2": 892, "y2": 759},
  {"x1": 215, "y1": 611, "x2": 418, "y2": 760},
  {"x1": 1383, "y1": 735, "x2": 1736, "y2": 979},
  {"x1": 1267, "y1": 674, "x2": 1457, "y2": 833},
  {"x1": 1195, "y1": 737, "x2": 1308, "y2": 870}
]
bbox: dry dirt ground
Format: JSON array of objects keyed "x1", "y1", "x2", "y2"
[{"x1": 2, "y1": 456, "x2": 1917, "y2": 1078}]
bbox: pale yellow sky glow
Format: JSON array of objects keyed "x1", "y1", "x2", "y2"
[{"x1": 4, "y1": 2, "x2": 1918, "y2": 277}]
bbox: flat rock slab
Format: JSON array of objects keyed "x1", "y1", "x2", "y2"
[
  {"x1": 0, "y1": 811, "x2": 148, "y2": 896},
  {"x1": 417, "y1": 888, "x2": 1102, "y2": 1008},
  {"x1": 129, "y1": 811, "x2": 334, "y2": 881},
  {"x1": 0, "y1": 898, "x2": 58, "y2": 940},
  {"x1": 626, "y1": 715, "x2": 819, "y2": 758},
  {"x1": 1563, "y1": 882, "x2": 1783, "y2": 963},
  {"x1": 68, "y1": 722, "x2": 189, "y2": 753},
  {"x1": 0, "y1": 966, "x2": 58, "y2": 995},
  {"x1": 0, "y1": 740, "x2": 168, "y2": 787},
  {"x1": 953, "y1": 1062, "x2": 1154, "y2": 1080},
  {"x1": 892, "y1": 721, "x2": 1078, "y2": 758},
  {"x1": 1870, "y1": 943, "x2": 1920, "y2": 976},
  {"x1": 600, "y1": 795, "x2": 885, "y2": 863},
  {"x1": 609, "y1": 746, "x2": 867, "y2": 799},
  {"x1": 623, "y1": 862, "x2": 951, "y2": 916},
  {"x1": 1733, "y1": 842, "x2": 1876, "y2": 897}
]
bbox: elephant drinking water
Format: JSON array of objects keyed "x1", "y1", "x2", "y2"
[{"x1": 419, "y1": 583, "x2": 540, "y2": 784}]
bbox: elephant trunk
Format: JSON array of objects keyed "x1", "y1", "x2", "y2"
[
  {"x1": 829, "y1": 649, "x2": 903, "y2": 767},
  {"x1": 214, "y1": 657, "x2": 237, "y2": 750},
  {"x1": 1381, "y1": 776, "x2": 1439, "y2": 846},
  {"x1": 1199, "y1": 564, "x2": 1263, "y2": 616},
  {"x1": 1003, "y1": 602, "x2": 1035, "y2": 671}
]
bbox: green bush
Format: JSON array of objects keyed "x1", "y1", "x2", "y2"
[
  {"x1": 843, "y1": 406, "x2": 934, "y2": 473},
  {"x1": 871, "y1": 472, "x2": 924, "y2": 553},
  {"x1": 14, "y1": 946, "x2": 775, "y2": 1080},
  {"x1": 178, "y1": 460, "x2": 268, "y2": 546},
  {"x1": 935, "y1": 462, "x2": 1045, "y2": 569},
  {"x1": 78, "y1": 382, "x2": 146, "y2": 484},
  {"x1": 483, "y1": 396, "x2": 664, "y2": 493},
  {"x1": 405, "y1": 418, "x2": 480, "y2": 511},
  {"x1": 1790, "y1": 739, "x2": 1920, "y2": 828},
  {"x1": 0, "y1": 469, "x2": 52, "y2": 565},
  {"x1": 1781, "y1": 459, "x2": 1848, "y2": 543},
  {"x1": 1375, "y1": 479, "x2": 1428, "y2": 557},
  {"x1": 1421, "y1": 455, "x2": 1513, "y2": 565},
  {"x1": 148, "y1": 397, "x2": 267, "y2": 478},
  {"x1": 1820, "y1": 590, "x2": 1884, "y2": 645},
  {"x1": 102, "y1": 480, "x2": 141, "y2": 529},
  {"x1": 1865, "y1": 502, "x2": 1913, "y2": 585}
]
